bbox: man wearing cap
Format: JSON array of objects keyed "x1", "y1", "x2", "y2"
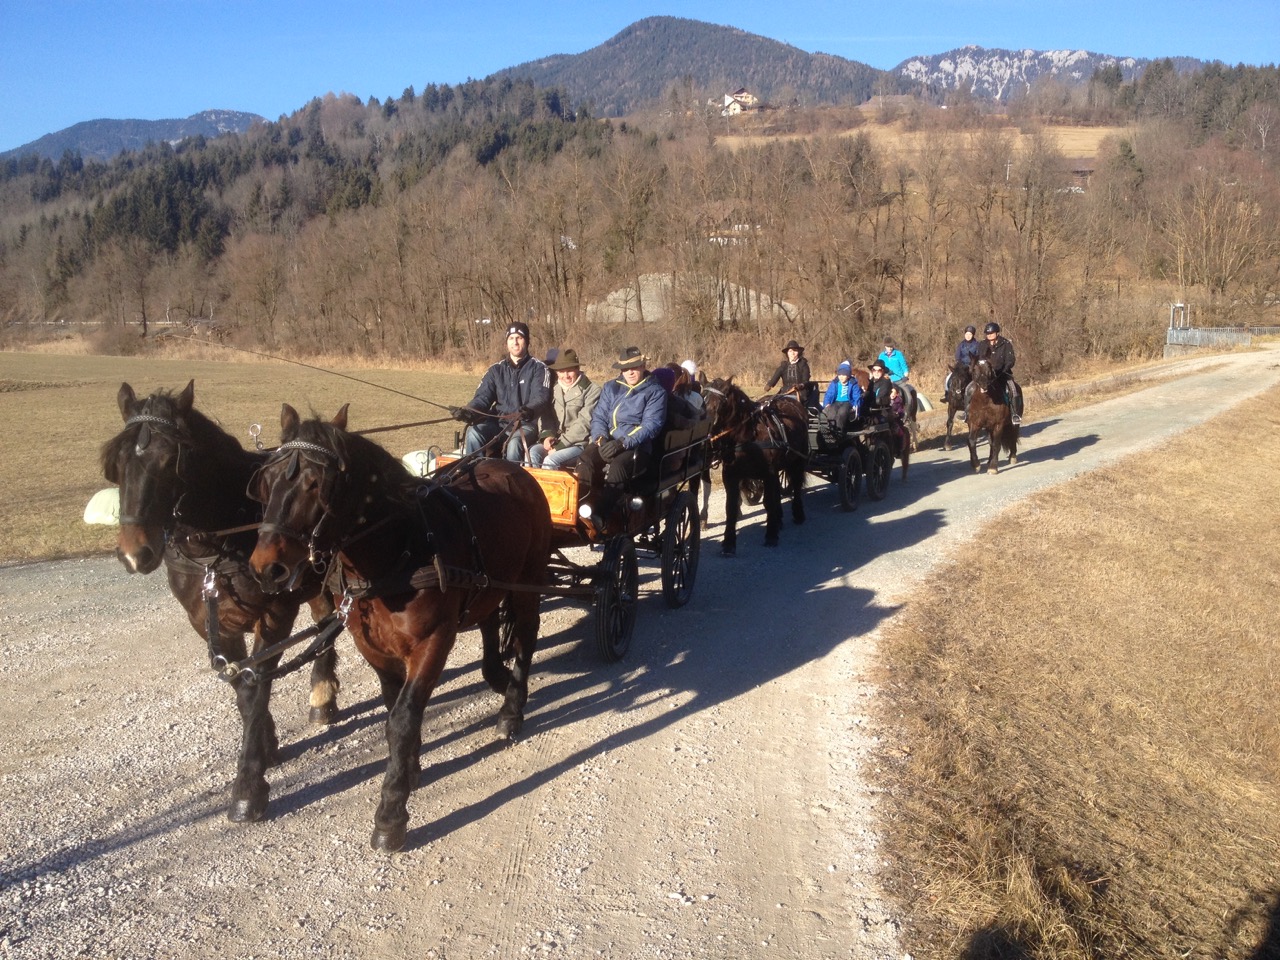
[
  {"x1": 530, "y1": 348, "x2": 601, "y2": 470},
  {"x1": 452, "y1": 321, "x2": 552, "y2": 460},
  {"x1": 765, "y1": 339, "x2": 814, "y2": 407},
  {"x1": 579, "y1": 347, "x2": 667, "y2": 495}
]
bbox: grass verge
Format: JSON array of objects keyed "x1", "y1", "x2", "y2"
[
  {"x1": 875, "y1": 383, "x2": 1280, "y2": 958},
  {"x1": 0, "y1": 350, "x2": 479, "y2": 565}
]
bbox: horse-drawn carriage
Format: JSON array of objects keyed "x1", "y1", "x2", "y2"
[
  {"x1": 801, "y1": 403, "x2": 903, "y2": 511},
  {"x1": 425, "y1": 412, "x2": 711, "y2": 663},
  {"x1": 723, "y1": 381, "x2": 909, "y2": 517},
  {"x1": 532, "y1": 415, "x2": 709, "y2": 661}
]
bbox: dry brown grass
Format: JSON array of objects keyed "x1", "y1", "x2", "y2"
[
  {"x1": 719, "y1": 117, "x2": 1130, "y2": 160},
  {"x1": 0, "y1": 349, "x2": 479, "y2": 564},
  {"x1": 876, "y1": 384, "x2": 1280, "y2": 958}
]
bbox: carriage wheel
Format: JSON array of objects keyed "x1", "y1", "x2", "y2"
[
  {"x1": 595, "y1": 536, "x2": 638, "y2": 662},
  {"x1": 866, "y1": 441, "x2": 893, "y2": 501},
  {"x1": 741, "y1": 478, "x2": 765, "y2": 506},
  {"x1": 660, "y1": 492, "x2": 701, "y2": 608},
  {"x1": 838, "y1": 445, "x2": 862, "y2": 512}
]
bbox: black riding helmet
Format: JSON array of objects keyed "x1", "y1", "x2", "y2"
[{"x1": 984, "y1": 322, "x2": 1001, "y2": 335}]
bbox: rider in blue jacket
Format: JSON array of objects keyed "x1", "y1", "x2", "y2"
[
  {"x1": 943, "y1": 325, "x2": 981, "y2": 403},
  {"x1": 877, "y1": 340, "x2": 910, "y2": 383}
]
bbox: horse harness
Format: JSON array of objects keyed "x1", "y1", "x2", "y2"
[
  {"x1": 702, "y1": 388, "x2": 800, "y2": 464},
  {"x1": 260, "y1": 439, "x2": 528, "y2": 629},
  {"x1": 121, "y1": 410, "x2": 290, "y2": 674}
]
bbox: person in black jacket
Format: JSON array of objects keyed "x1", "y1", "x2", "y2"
[
  {"x1": 977, "y1": 321, "x2": 1022, "y2": 424},
  {"x1": 452, "y1": 321, "x2": 553, "y2": 460},
  {"x1": 765, "y1": 340, "x2": 815, "y2": 408}
]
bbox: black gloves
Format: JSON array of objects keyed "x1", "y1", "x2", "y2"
[
  {"x1": 450, "y1": 406, "x2": 480, "y2": 425},
  {"x1": 598, "y1": 438, "x2": 625, "y2": 460}
]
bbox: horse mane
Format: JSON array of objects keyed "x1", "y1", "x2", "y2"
[{"x1": 288, "y1": 413, "x2": 415, "y2": 507}]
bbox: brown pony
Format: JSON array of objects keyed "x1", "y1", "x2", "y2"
[
  {"x1": 249, "y1": 404, "x2": 552, "y2": 852},
  {"x1": 702, "y1": 378, "x2": 807, "y2": 556},
  {"x1": 942, "y1": 361, "x2": 973, "y2": 451},
  {"x1": 101, "y1": 381, "x2": 339, "y2": 823},
  {"x1": 967, "y1": 358, "x2": 1020, "y2": 473}
]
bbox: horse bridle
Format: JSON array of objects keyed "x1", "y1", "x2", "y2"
[
  {"x1": 117, "y1": 412, "x2": 189, "y2": 528},
  {"x1": 254, "y1": 438, "x2": 353, "y2": 573}
]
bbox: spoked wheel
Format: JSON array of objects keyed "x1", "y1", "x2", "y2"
[
  {"x1": 595, "y1": 536, "x2": 638, "y2": 662},
  {"x1": 741, "y1": 478, "x2": 765, "y2": 506},
  {"x1": 660, "y1": 491, "x2": 701, "y2": 608},
  {"x1": 866, "y1": 440, "x2": 893, "y2": 501},
  {"x1": 837, "y1": 445, "x2": 862, "y2": 512}
]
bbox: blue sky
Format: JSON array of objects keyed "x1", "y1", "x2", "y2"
[{"x1": 2, "y1": 0, "x2": 1275, "y2": 152}]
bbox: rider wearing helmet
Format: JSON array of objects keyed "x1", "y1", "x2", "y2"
[{"x1": 979, "y1": 321, "x2": 1022, "y2": 424}]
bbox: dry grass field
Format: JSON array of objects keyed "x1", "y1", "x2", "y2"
[
  {"x1": 876, "y1": 384, "x2": 1280, "y2": 958},
  {"x1": 0, "y1": 347, "x2": 480, "y2": 564},
  {"x1": 718, "y1": 116, "x2": 1129, "y2": 160}
]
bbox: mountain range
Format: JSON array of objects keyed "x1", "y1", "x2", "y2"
[
  {"x1": 1, "y1": 109, "x2": 264, "y2": 163},
  {"x1": 5, "y1": 17, "x2": 1205, "y2": 161}
]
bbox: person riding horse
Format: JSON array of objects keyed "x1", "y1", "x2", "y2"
[
  {"x1": 943, "y1": 325, "x2": 981, "y2": 404},
  {"x1": 977, "y1": 322, "x2": 1022, "y2": 424}
]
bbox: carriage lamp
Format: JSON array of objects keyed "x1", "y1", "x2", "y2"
[
  {"x1": 627, "y1": 496, "x2": 644, "y2": 512},
  {"x1": 578, "y1": 503, "x2": 594, "y2": 519}
]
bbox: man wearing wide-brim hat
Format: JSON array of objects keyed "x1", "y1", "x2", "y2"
[
  {"x1": 578, "y1": 347, "x2": 667, "y2": 510},
  {"x1": 765, "y1": 338, "x2": 814, "y2": 407},
  {"x1": 530, "y1": 348, "x2": 602, "y2": 470},
  {"x1": 451, "y1": 321, "x2": 552, "y2": 461}
]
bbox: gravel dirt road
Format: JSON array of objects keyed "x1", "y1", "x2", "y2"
[{"x1": 3, "y1": 347, "x2": 1277, "y2": 960}]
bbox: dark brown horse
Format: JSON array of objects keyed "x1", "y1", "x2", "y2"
[
  {"x1": 249, "y1": 404, "x2": 551, "y2": 852},
  {"x1": 702, "y1": 378, "x2": 807, "y2": 556},
  {"x1": 967, "y1": 359, "x2": 1020, "y2": 473},
  {"x1": 943, "y1": 361, "x2": 973, "y2": 451},
  {"x1": 101, "y1": 381, "x2": 339, "y2": 823}
]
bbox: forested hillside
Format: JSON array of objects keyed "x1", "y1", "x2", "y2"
[
  {"x1": 492, "y1": 16, "x2": 902, "y2": 116},
  {"x1": 1, "y1": 66, "x2": 1277, "y2": 381}
]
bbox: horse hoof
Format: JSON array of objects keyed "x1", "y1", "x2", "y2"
[
  {"x1": 370, "y1": 824, "x2": 407, "y2": 853},
  {"x1": 308, "y1": 704, "x2": 337, "y2": 726},
  {"x1": 227, "y1": 794, "x2": 268, "y2": 823},
  {"x1": 1009, "y1": 456, "x2": 1018, "y2": 465},
  {"x1": 987, "y1": 467, "x2": 998, "y2": 475},
  {"x1": 763, "y1": 539, "x2": 779, "y2": 548},
  {"x1": 721, "y1": 547, "x2": 736, "y2": 558},
  {"x1": 497, "y1": 714, "x2": 523, "y2": 740}
]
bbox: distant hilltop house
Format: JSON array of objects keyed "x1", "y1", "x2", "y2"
[{"x1": 718, "y1": 88, "x2": 759, "y2": 117}]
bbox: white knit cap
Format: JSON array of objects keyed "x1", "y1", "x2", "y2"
[{"x1": 680, "y1": 360, "x2": 698, "y2": 377}]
